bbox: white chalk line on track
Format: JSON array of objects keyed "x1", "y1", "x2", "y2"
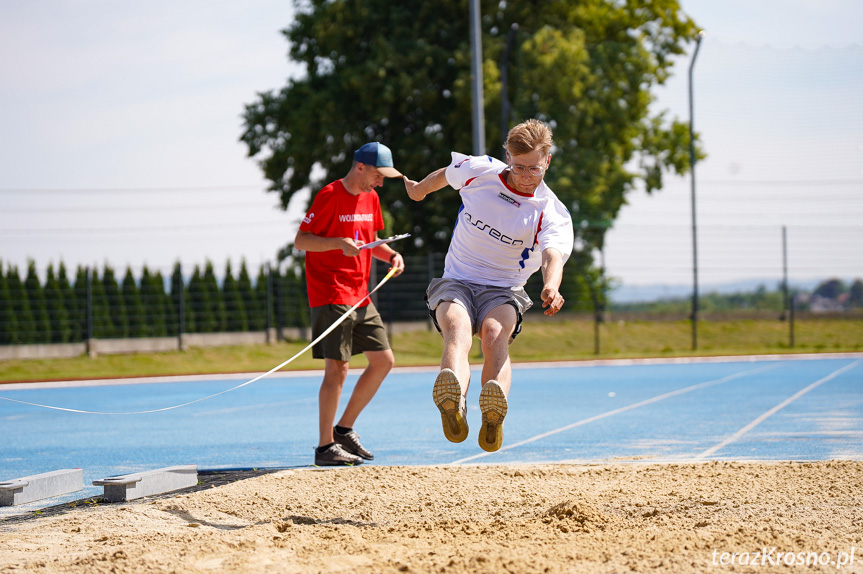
[
  {"x1": 449, "y1": 363, "x2": 780, "y2": 465},
  {"x1": 4, "y1": 352, "x2": 861, "y2": 391},
  {"x1": 694, "y1": 359, "x2": 861, "y2": 459}
]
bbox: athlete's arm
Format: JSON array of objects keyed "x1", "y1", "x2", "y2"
[
  {"x1": 402, "y1": 167, "x2": 448, "y2": 202},
  {"x1": 540, "y1": 247, "x2": 566, "y2": 316},
  {"x1": 294, "y1": 229, "x2": 360, "y2": 257}
]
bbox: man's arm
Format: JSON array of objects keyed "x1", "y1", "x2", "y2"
[
  {"x1": 294, "y1": 229, "x2": 360, "y2": 257},
  {"x1": 540, "y1": 247, "x2": 565, "y2": 316},
  {"x1": 402, "y1": 167, "x2": 448, "y2": 201},
  {"x1": 371, "y1": 241, "x2": 405, "y2": 276}
]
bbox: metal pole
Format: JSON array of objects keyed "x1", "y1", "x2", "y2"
[
  {"x1": 688, "y1": 31, "x2": 704, "y2": 351},
  {"x1": 783, "y1": 227, "x2": 795, "y2": 348},
  {"x1": 469, "y1": 0, "x2": 485, "y2": 155},
  {"x1": 782, "y1": 226, "x2": 789, "y2": 322},
  {"x1": 177, "y1": 264, "x2": 185, "y2": 350}
]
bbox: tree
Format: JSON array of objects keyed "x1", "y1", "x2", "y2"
[
  {"x1": 44, "y1": 263, "x2": 72, "y2": 343},
  {"x1": 57, "y1": 262, "x2": 79, "y2": 341},
  {"x1": 849, "y1": 279, "x2": 863, "y2": 308},
  {"x1": 240, "y1": 0, "x2": 701, "y2": 301},
  {"x1": 90, "y1": 268, "x2": 113, "y2": 338},
  {"x1": 140, "y1": 266, "x2": 169, "y2": 337},
  {"x1": 0, "y1": 265, "x2": 18, "y2": 344},
  {"x1": 187, "y1": 266, "x2": 209, "y2": 333},
  {"x1": 73, "y1": 266, "x2": 90, "y2": 341},
  {"x1": 813, "y1": 278, "x2": 846, "y2": 301},
  {"x1": 24, "y1": 261, "x2": 51, "y2": 343},
  {"x1": 102, "y1": 265, "x2": 128, "y2": 338},
  {"x1": 254, "y1": 264, "x2": 271, "y2": 331},
  {"x1": 223, "y1": 261, "x2": 248, "y2": 332},
  {"x1": 238, "y1": 260, "x2": 259, "y2": 330},
  {"x1": 122, "y1": 268, "x2": 146, "y2": 338},
  {"x1": 203, "y1": 261, "x2": 227, "y2": 333},
  {"x1": 170, "y1": 262, "x2": 185, "y2": 336}
]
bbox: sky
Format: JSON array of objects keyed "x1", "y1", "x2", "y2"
[{"x1": 1, "y1": 0, "x2": 861, "y2": 298}]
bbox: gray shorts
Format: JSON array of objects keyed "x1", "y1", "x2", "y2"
[
  {"x1": 425, "y1": 278, "x2": 533, "y2": 340},
  {"x1": 310, "y1": 302, "x2": 390, "y2": 362}
]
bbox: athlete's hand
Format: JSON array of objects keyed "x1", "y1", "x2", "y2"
[
  {"x1": 403, "y1": 176, "x2": 427, "y2": 202},
  {"x1": 339, "y1": 237, "x2": 361, "y2": 257},
  {"x1": 541, "y1": 286, "x2": 564, "y2": 316}
]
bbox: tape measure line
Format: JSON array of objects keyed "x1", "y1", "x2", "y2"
[{"x1": 0, "y1": 268, "x2": 398, "y2": 415}]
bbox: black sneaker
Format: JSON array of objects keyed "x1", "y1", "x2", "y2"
[
  {"x1": 314, "y1": 443, "x2": 363, "y2": 466},
  {"x1": 333, "y1": 427, "x2": 374, "y2": 460}
]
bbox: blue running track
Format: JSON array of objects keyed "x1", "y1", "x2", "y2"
[{"x1": 1, "y1": 354, "x2": 861, "y2": 512}]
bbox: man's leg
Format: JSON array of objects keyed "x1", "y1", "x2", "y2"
[
  {"x1": 431, "y1": 301, "x2": 474, "y2": 442},
  {"x1": 478, "y1": 303, "x2": 518, "y2": 394},
  {"x1": 435, "y1": 301, "x2": 474, "y2": 395},
  {"x1": 477, "y1": 304, "x2": 518, "y2": 452},
  {"x1": 337, "y1": 349, "x2": 394, "y2": 429},
  {"x1": 319, "y1": 358, "x2": 350, "y2": 447}
]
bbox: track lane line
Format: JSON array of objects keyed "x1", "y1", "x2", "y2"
[
  {"x1": 695, "y1": 359, "x2": 861, "y2": 459},
  {"x1": 450, "y1": 364, "x2": 779, "y2": 465}
]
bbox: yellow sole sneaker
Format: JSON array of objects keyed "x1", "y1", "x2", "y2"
[
  {"x1": 478, "y1": 380, "x2": 507, "y2": 452},
  {"x1": 432, "y1": 368, "x2": 468, "y2": 443}
]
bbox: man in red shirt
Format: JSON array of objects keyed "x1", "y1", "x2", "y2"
[{"x1": 295, "y1": 142, "x2": 405, "y2": 466}]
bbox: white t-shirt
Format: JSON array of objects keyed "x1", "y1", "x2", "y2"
[{"x1": 442, "y1": 152, "x2": 574, "y2": 288}]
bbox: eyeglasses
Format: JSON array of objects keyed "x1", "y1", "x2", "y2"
[{"x1": 508, "y1": 163, "x2": 546, "y2": 177}]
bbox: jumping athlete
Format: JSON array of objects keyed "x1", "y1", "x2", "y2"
[{"x1": 402, "y1": 119, "x2": 574, "y2": 452}]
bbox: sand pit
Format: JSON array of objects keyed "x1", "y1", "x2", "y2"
[{"x1": 1, "y1": 461, "x2": 861, "y2": 573}]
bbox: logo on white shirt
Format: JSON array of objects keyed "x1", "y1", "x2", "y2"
[{"x1": 497, "y1": 192, "x2": 521, "y2": 208}]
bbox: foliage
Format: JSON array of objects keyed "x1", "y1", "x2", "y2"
[
  {"x1": 240, "y1": 0, "x2": 702, "y2": 307},
  {"x1": 44, "y1": 264, "x2": 71, "y2": 343},
  {"x1": 613, "y1": 283, "x2": 787, "y2": 314}
]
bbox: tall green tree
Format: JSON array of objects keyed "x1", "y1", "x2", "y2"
[
  {"x1": 140, "y1": 266, "x2": 169, "y2": 337},
  {"x1": 0, "y1": 265, "x2": 19, "y2": 344},
  {"x1": 58, "y1": 262, "x2": 79, "y2": 341},
  {"x1": 849, "y1": 279, "x2": 863, "y2": 308},
  {"x1": 24, "y1": 261, "x2": 51, "y2": 343},
  {"x1": 73, "y1": 266, "x2": 90, "y2": 341},
  {"x1": 203, "y1": 261, "x2": 227, "y2": 333},
  {"x1": 101, "y1": 265, "x2": 128, "y2": 338},
  {"x1": 6, "y1": 266, "x2": 34, "y2": 343},
  {"x1": 254, "y1": 264, "x2": 271, "y2": 331},
  {"x1": 237, "y1": 260, "x2": 259, "y2": 331},
  {"x1": 222, "y1": 261, "x2": 248, "y2": 332},
  {"x1": 91, "y1": 268, "x2": 113, "y2": 338},
  {"x1": 241, "y1": 0, "x2": 701, "y2": 297},
  {"x1": 122, "y1": 268, "x2": 146, "y2": 338},
  {"x1": 44, "y1": 263, "x2": 72, "y2": 343},
  {"x1": 170, "y1": 262, "x2": 187, "y2": 336}
]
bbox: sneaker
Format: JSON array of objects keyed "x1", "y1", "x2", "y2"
[
  {"x1": 314, "y1": 443, "x2": 363, "y2": 466},
  {"x1": 432, "y1": 368, "x2": 468, "y2": 443},
  {"x1": 478, "y1": 380, "x2": 508, "y2": 452},
  {"x1": 334, "y1": 427, "x2": 374, "y2": 460}
]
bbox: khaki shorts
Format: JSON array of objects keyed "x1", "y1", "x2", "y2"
[
  {"x1": 425, "y1": 278, "x2": 533, "y2": 341},
  {"x1": 310, "y1": 302, "x2": 390, "y2": 362}
]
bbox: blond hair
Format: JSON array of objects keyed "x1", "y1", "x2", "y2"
[{"x1": 504, "y1": 119, "x2": 553, "y2": 157}]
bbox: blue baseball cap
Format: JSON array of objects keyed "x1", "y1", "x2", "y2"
[{"x1": 354, "y1": 142, "x2": 402, "y2": 178}]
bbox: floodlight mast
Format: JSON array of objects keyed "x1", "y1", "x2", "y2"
[
  {"x1": 689, "y1": 30, "x2": 704, "y2": 351},
  {"x1": 469, "y1": 0, "x2": 485, "y2": 155}
]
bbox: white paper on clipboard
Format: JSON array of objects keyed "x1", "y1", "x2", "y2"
[{"x1": 358, "y1": 233, "x2": 411, "y2": 250}]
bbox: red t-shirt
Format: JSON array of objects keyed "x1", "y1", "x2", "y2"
[{"x1": 299, "y1": 180, "x2": 385, "y2": 307}]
